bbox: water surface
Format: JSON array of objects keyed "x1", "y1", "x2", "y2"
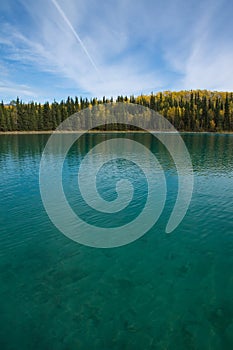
[{"x1": 0, "y1": 133, "x2": 232, "y2": 349}]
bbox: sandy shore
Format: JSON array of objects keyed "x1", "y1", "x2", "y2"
[{"x1": 0, "y1": 130, "x2": 233, "y2": 135}]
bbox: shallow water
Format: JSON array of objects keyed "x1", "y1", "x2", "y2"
[{"x1": 0, "y1": 133, "x2": 233, "y2": 349}]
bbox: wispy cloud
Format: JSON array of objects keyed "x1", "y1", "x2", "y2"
[
  {"x1": 163, "y1": 0, "x2": 233, "y2": 90},
  {"x1": 0, "y1": 0, "x2": 232, "y2": 101},
  {"x1": 0, "y1": 0, "x2": 167, "y2": 99},
  {"x1": 50, "y1": 0, "x2": 101, "y2": 77},
  {"x1": 0, "y1": 80, "x2": 37, "y2": 99}
]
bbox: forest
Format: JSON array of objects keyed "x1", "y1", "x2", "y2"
[{"x1": 0, "y1": 90, "x2": 233, "y2": 132}]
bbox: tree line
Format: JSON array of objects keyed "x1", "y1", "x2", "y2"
[{"x1": 0, "y1": 90, "x2": 233, "y2": 132}]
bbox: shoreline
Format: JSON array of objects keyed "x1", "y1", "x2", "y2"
[{"x1": 0, "y1": 130, "x2": 233, "y2": 135}]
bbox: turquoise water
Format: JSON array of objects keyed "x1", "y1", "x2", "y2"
[{"x1": 0, "y1": 133, "x2": 233, "y2": 349}]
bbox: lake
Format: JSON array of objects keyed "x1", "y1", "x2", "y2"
[{"x1": 0, "y1": 133, "x2": 233, "y2": 349}]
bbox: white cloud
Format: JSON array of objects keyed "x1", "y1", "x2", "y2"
[
  {"x1": 163, "y1": 0, "x2": 233, "y2": 91},
  {"x1": 10, "y1": 0, "x2": 163, "y2": 97},
  {"x1": 0, "y1": 0, "x2": 232, "y2": 101},
  {"x1": 0, "y1": 80, "x2": 37, "y2": 99}
]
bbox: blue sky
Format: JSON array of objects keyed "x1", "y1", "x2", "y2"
[{"x1": 0, "y1": 0, "x2": 233, "y2": 102}]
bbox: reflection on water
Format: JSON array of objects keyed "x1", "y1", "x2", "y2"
[
  {"x1": 1, "y1": 133, "x2": 233, "y2": 175},
  {"x1": 184, "y1": 133, "x2": 233, "y2": 176},
  {"x1": 0, "y1": 133, "x2": 232, "y2": 349}
]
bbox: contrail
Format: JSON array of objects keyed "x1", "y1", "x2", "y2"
[{"x1": 51, "y1": 0, "x2": 101, "y2": 77}]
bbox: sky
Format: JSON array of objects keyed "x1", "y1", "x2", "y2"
[{"x1": 0, "y1": 0, "x2": 233, "y2": 102}]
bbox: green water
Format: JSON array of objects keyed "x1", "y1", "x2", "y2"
[{"x1": 0, "y1": 133, "x2": 233, "y2": 349}]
